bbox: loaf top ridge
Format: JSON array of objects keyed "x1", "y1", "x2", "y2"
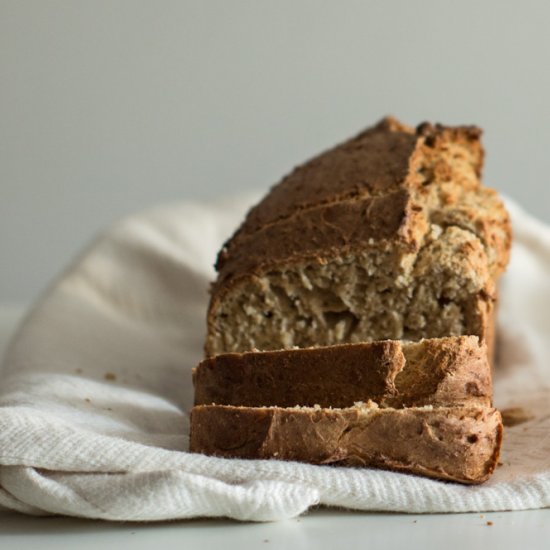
[{"x1": 221, "y1": 117, "x2": 483, "y2": 240}]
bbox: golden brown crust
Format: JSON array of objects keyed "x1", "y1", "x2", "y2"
[
  {"x1": 194, "y1": 336, "x2": 492, "y2": 409},
  {"x1": 219, "y1": 117, "x2": 483, "y2": 247},
  {"x1": 190, "y1": 404, "x2": 503, "y2": 484}
]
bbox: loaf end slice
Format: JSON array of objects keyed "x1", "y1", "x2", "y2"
[{"x1": 190, "y1": 404, "x2": 503, "y2": 484}]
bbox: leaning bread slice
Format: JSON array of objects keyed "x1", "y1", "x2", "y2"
[
  {"x1": 194, "y1": 335, "x2": 491, "y2": 409},
  {"x1": 190, "y1": 403, "x2": 502, "y2": 484}
]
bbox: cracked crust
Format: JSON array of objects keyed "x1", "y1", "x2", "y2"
[
  {"x1": 190, "y1": 403, "x2": 503, "y2": 484},
  {"x1": 194, "y1": 335, "x2": 492, "y2": 409},
  {"x1": 206, "y1": 117, "x2": 511, "y2": 356}
]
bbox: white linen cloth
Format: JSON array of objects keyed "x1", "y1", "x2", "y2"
[{"x1": 1, "y1": 195, "x2": 550, "y2": 522}]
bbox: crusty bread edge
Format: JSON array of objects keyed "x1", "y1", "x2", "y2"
[
  {"x1": 190, "y1": 404, "x2": 503, "y2": 485},
  {"x1": 194, "y1": 335, "x2": 493, "y2": 409}
]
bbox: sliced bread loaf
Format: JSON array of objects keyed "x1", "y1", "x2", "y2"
[
  {"x1": 192, "y1": 117, "x2": 509, "y2": 484},
  {"x1": 206, "y1": 118, "x2": 511, "y2": 356}
]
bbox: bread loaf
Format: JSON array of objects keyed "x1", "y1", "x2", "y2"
[
  {"x1": 194, "y1": 335, "x2": 492, "y2": 409},
  {"x1": 191, "y1": 117, "x2": 510, "y2": 484},
  {"x1": 206, "y1": 118, "x2": 511, "y2": 356},
  {"x1": 190, "y1": 403, "x2": 503, "y2": 484}
]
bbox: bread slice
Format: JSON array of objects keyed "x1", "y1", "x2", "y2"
[
  {"x1": 206, "y1": 118, "x2": 511, "y2": 356},
  {"x1": 190, "y1": 403, "x2": 503, "y2": 484},
  {"x1": 194, "y1": 335, "x2": 492, "y2": 409}
]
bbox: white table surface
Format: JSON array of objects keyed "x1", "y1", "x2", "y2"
[{"x1": 1, "y1": 306, "x2": 549, "y2": 549}]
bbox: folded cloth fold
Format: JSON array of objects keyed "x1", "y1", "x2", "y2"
[{"x1": 1, "y1": 195, "x2": 550, "y2": 522}]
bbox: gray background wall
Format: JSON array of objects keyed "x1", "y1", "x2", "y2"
[{"x1": 1, "y1": 0, "x2": 548, "y2": 304}]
